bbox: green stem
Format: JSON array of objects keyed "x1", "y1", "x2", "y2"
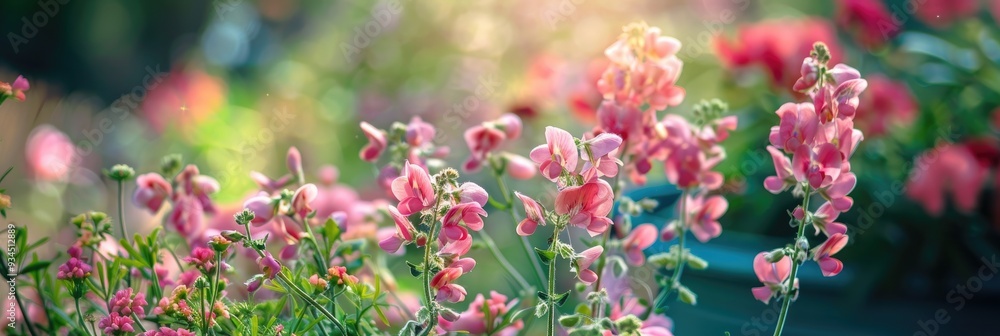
[
  {"x1": 492, "y1": 169, "x2": 546, "y2": 286},
  {"x1": 15, "y1": 293, "x2": 38, "y2": 336},
  {"x1": 667, "y1": 190, "x2": 689, "y2": 294},
  {"x1": 772, "y1": 186, "x2": 812, "y2": 336},
  {"x1": 200, "y1": 286, "x2": 208, "y2": 334},
  {"x1": 419, "y1": 191, "x2": 446, "y2": 336},
  {"x1": 546, "y1": 226, "x2": 563, "y2": 336},
  {"x1": 477, "y1": 231, "x2": 531, "y2": 290},
  {"x1": 116, "y1": 181, "x2": 128, "y2": 240},
  {"x1": 132, "y1": 312, "x2": 148, "y2": 332},
  {"x1": 74, "y1": 297, "x2": 93, "y2": 336}
]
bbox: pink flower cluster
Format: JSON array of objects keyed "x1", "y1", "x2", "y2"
[
  {"x1": 142, "y1": 327, "x2": 196, "y2": 336},
  {"x1": 57, "y1": 246, "x2": 92, "y2": 280},
  {"x1": 0, "y1": 75, "x2": 29, "y2": 102},
  {"x1": 133, "y1": 165, "x2": 220, "y2": 240},
  {"x1": 360, "y1": 116, "x2": 450, "y2": 192},
  {"x1": 754, "y1": 43, "x2": 867, "y2": 303},
  {"x1": 462, "y1": 113, "x2": 535, "y2": 180}
]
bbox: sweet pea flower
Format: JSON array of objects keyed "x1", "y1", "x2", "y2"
[
  {"x1": 769, "y1": 103, "x2": 818, "y2": 153},
  {"x1": 791, "y1": 143, "x2": 842, "y2": 190},
  {"x1": 530, "y1": 126, "x2": 579, "y2": 181},
  {"x1": 25, "y1": 125, "x2": 77, "y2": 182},
  {"x1": 811, "y1": 202, "x2": 849, "y2": 237},
  {"x1": 249, "y1": 171, "x2": 292, "y2": 193},
  {"x1": 439, "y1": 291, "x2": 523, "y2": 335},
  {"x1": 457, "y1": 182, "x2": 488, "y2": 207},
  {"x1": 573, "y1": 246, "x2": 604, "y2": 284},
  {"x1": 596, "y1": 101, "x2": 643, "y2": 143},
  {"x1": 431, "y1": 267, "x2": 468, "y2": 303},
  {"x1": 439, "y1": 235, "x2": 473, "y2": 257},
  {"x1": 555, "y1": 179, "x2": 614, "y2": 236},
  {"x1": 813, "y1": 233, "x2": 848, "y2": 277},
  {"x1": 134, "y1": 173, "x2": 173, "y2": 213},
  {"x1": 685, "y1": 194, "x2": 727, "y2": 243},
  {"x1": 820, "y1": 172, "x2": 857, "y2": 212},
  {"x1": 390, "y1": 161, "x2": 435, "y2": 215},
  {"x1": 514, "y1": 192, "x2": 546, "y2": 236},
  {"x1": 360, "y1": 122, "x2": 387, "y2": 162},
  {"x1": 242, "y1": 195, "x2": 276, "y2": 226},
  {"x1": 814, "y1": 66, "x2": 868, "y2": 123},
  {"x1": 495, "y1": 113, "x2": 522, "y2": 139},
  {"x1": 405, "y1": 116, "x2": 436, "y2": 147},
  {"x1": 287, "y1": 146, "x2": 304, "y2": 181},
  {"x1": 751, "y1": 252, "x2": 791, "y2": 304},
  {"x1": 622, "y1": 224, "x2": 657, "y2": 265},
  {"x1": 440, "y1": 202, "x2": 487, "y2": 242},
  {"x1": 763, "y1": 146, "x2": 795, "y2": 194},
  {"x1": 463, "y1": 123, "x2": 507, "y2": 172},
  {"x1": 290, "y1": 183, "x2": 318, "y2": 218},
  {"x1": 663, "y1": 144, "x2": 723, "y2": 191},
  {"x1": 581, "y1": 133, "x2": 624, "y2": 179},
  {"x1": 906, "y1": 143, "x2": 987, "y2": 215},
  {"x1": 503, "y1": 153, "x2": 537, "y2": 180},
  {"x1": 257, "y1": 251, "x2": 281, "y2": 280},
  {"x1": 379, "y1": 205, "x2": 416, "y2": 253}
]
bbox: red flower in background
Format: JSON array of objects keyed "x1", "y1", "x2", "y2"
[
  {"x1": 856, "y1": 75, "x2": 917, "y2": 138},
  {"x1": 915, "y1": 0, "x2": 978, "y2": 28},
  {"x1": 906, "y1": 143, "x2": 988, "y2": 215},
  {"x1": 714, "y1": 19, "x2": 842, "y2": 91},
  {"x1": 141, "y1": 68, "x2": 226, "y2": 134},
  {"x1": 836, "y1": 0, "x2": 897, "y2": 49}
]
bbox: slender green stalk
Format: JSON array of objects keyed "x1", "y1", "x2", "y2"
[
  {"x1": 772, "y1": 186, "x2": 812, "y2": 336},
  {"x1": 477, "y1": 231, "x2": 531, "y2": 290},
  {"x1": 667, "y1": 190, "x2": 689, "y2": 294},
  {"x1": 545, "y1": 225, "x2": 563, "y2": 336},
  {"x1": 74, "y1": 298, "x2": 93, "y2": 336},
  {"x1": 132, "y1": 312, "x2": 148, "y2": 332},
  {"x1": 116, "y1": 181, "x2": 128, "y2": 240},
  {"x1": 492, "y1": 170, "x2": 545, "y2": 286},
  {"x1": 419, "y1": 192, "x2": 445, "y2": 336},
  {"x1": 14, "y1": 293, "x2": 39, "y2": 336}
]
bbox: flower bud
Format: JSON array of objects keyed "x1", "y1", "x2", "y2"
[
  {"x1": 685, "y1": 254, "x2": 709, "y2": 270},
  {"x1": 308, "y1": 274, "x2": 329, "y2": 292},
  {"x1": 660, "y1": 222, "x2": 678, "y2": 242},
  {"x1": 792, "y1": 207, "x2": 805, "y2": 220},
  {"x1": 677, "y1": 285, "x2": 697, "y2": 305},
  {"x1": 245, "y1": 274, "x2": 264, "y2": 293},
  {"x1": 439, "y1": 307, "x2": 461, "y2": 322},
  {"x1": 220, "y1": 230, "x2": 246, "y2": 242},
  {"x1": 234, "y1": 209, "x2": 256, "y2": 226},
  {"x1": 495, "y1": 113, "x2": 522, "y2": 140},
  {"x1": 105, "y1": 164, "x2": 136, "y2": 181},
  {"x1": 638, "y1": 198, "x2": 659, "y2": 212},
  {"x1": 160, "y1": 154, "x2": 182, "y2": 175},
  {"x1": 766, "y1": 249, "x2": 786, "y2": 263},
  {"x1": 287, "y1": 146, "x2": 304, "y2": 182},
  {"x1": 208, "y1": 235, "x2": 232, "y2": 252},
  {"x1": 194, "y1": 276, "x2": 209, "y2": 289},
  {"x1": 796, "y1": 237, "x2": 810, "y2": 251}
]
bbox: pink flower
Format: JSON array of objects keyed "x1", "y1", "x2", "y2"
[
  {"x1": 183, "y1": 247, "x2": 216, "y2": 273},
  {"x1": 463, "y1": 124, "x2": 506, "y2": 172},
  {"x1": 555, "y1": 179, "x2": 614, "y2": 236},
  {"x1": 597, "y1": 24, "x2": 686, "y2": 110},
  {"x1": 622, "y1": 224, "x2": 657, "y2": 265},
  {"x1": 142, "y1": 327, "x2": 197, "y2": 336},
  {"x1": 405, "y1": 116, "x2": 436, "y2": 147},
  {"x1": 530, "y1": 126, "x2": 579, "y2": 181},
  {"x1": 763, "y1": 146, "x2": 795, "y2": 194},
  {"x1": 855, "y1": 75, "x2": 917, "y2": 137},
  {"x1": 814, "y1": 65, "x2": 868, "y2": 123},
  {"x1": 663, "y1": 143, "x2": 723, "y2": 190},
  {"x1": 769, "y1": 103, "x2": 818, "y2": 153},
  {"x1": 685, "y1": 194, "x2": 727, "y2": 243},
  {"x1": 906, "y1": 143, "x2": 987, "y2": 215},
  {"x1": 287, "y1": 146, "x2": 303, "y2": 180},
  {"x1": 458, "y1": 182, "x2": 488, "y2": 207},
  {"x1": 249, "y1": 171, "x2": 292, "y2": 193},
  {"x1": 751, "y1": 252, "x2": 791, "y2": 304},
  {"x1": 581, "y1": 133, "x2": 624, "y2": 179},
  {"x1": 134, "y1": 173, "x2": 173, "y2": 213},
  {"x1": 25, "y1": 125, "x2": 77, "y2": 182},
  {"x1": 573, "y1": 246, "x2": 604, "y2": 284},
  {"x1": 167, "y1": 197, "x2": 205, "y2": 238},
  {"x1": 378, "y1": 205, "x2": 415, "y2": 253},
  {"x1": 914, "y1": 0, "x2": 977, "y2": 28},
  {"x1": 496, "y1": 113, "x2": 522, "y2": 139},
  {"x1": 440, "y1": 202, "x2": 487, "y2": 242},
  {"x1": 791, "y1": 143, "x2": 843, "y2": 190},
  {"x1": 390, "y1": 161, "x2": 436, "y2": 215},
  {"x1": 514, "y1": 192, "x2": 546, "y2": 236},
  {"x1": 98, "y1": 313, "x2": 135, "y2": 335},
  {"x1": 7, "y1": 76, "x2": 29, "y2": 102},
  {"x1": 836, "y1": 0, "x2": 897, "y2": 49},
  {"x1": 360, "y1": 122, "x2": 387, "y2": 162},
  {"x1": 813, "y1": 233, "x2": 849, "y2": 277},
  {"x1": 439, "y1": 291, "x2": 523, "y2": 335},
  {"x1": 596, "y1": 101, "x2": 643, "y2": 143},
  {"x1": 257, "y1": 251, "x2": 281, "y2": 280},
  {"x1": 242, "y1": 195, "x2": 276, "y2": 226},
  {"x1": 503, "y1": 153, "x2": 537, "y2": 180},
  {"x1": 290, "y1": 184, "x2": 318, "y2": 218},
  {"x1": 431, "y1": 267, "x2": 468, "y2": 303},
  {"x1": 57, "y1": 246, "x2": 92, "y2": 280},
  {"x1": 820, "y1": 172, "x2": 857, "y2": 212},
  {"x1": 109, "y1": 288, "x2": 147, "y2": 317},
  {"x1": 811, "y1": 202, "x2": 849, "y2": 237}
]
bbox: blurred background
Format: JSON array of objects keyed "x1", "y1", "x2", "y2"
[{"x1": 2, "y1": 0, "x2": 1000, "y2": 335}]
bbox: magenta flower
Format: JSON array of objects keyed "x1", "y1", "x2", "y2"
[
  {"x1": 791, "y1": 143, "x2": 842, "y2": 190},
  {"x1": 1, "y1": 75, "x2": 30, "y2": 101},
  {"x1": 378, "y1": 205, "x2": 416, "y2": 253},
  {"x1": 440, "y1": 202, "x2": 487, "y2": 242},
  {"x1": 183, "y1": 247, "x2": 216, "y2": 273},
  {"x1": 685, "y1": 194, "x2": 728, "y2": 243},
  {"x1": 855, "y1": 75, "x2": 917, "y2": 137},
  {"x1": 98, "y1": 313, "x2": 135, "y2": 336},
  {"x1": 134, "y1": 173, "x2": 173, "y2": 213},
  {"x1": 57, "y1": 246, "x2": 92, "y2": 280},
  {"x1": 431, "y1": 267, "x2": 468, "y2": 303},
  {"x1": 815, "y1": 64, "x2": 867, "y2": 123},
  {"x1": 249, "y1": 171, "x2": 292, "y2": 193},
  {"x1": 622, "y1": 224, "x2": 657, "y2": 265},
  {"x1": 24, "y1": 125, "x2": 77, "y2": 182},
  {"x1": 257, "y1": 251, "x2": 281, "y2": 280},
  {"x1": 109, "y1": 288, "x2": 147, "y2": 317},
  {"x1": 167, "y1": 197, "x2": 205, "y2": 239},
  {"x1": 751, "y1": 252, "x2": 791, "y2": 304},
  {"x1": 769, "y1": 103, "x2": 818, "y2": 153},
  {"x1": 813, "y1": 233, "x2": 848, "y2": 277},
  {"x1": 390, "y1": 161, "x2": 435, "y2": 215},
  {"x1": 905, "y1": 143, "x2": 987, "y2": 215},
  {"x1": 245, "y1": 275, "x2": 264, "y2": 293},
  {"x1": 555, "y1": 179, "x2": 614, "y2": 236},
  {"x1": 290, "y1": 183, "x2": 318, "y2": 218},
  {"x1": 405, "y1": 116, "x2": 436, "y2": 147},
  {"x1": 242, "y1": 195, "x2": 276, "y2": 226},
  {"x1": 663, "y1": 144, "x2": 723, "y2": 190},
  {"x1": 573, "y1": 246, "x2": 604, "y2": 284},
  {"x1": 530, "y1": 126, "x2": 579, "y2": 181},
  {"x1": 142, "y1": 327, "x2": 197, "y2": 336},
  {"x1": 514, "y1": 192, "x2": 546, "y2": 236},
  {"x1": 820, "y1": 172, "x2": 857, "y2": 212},
  {"x1": 287, "y1": 146, "x2": 304, "y2": 179},
  {"x1": 359, "y1": 122, "x2": 387, "y2": 162}
]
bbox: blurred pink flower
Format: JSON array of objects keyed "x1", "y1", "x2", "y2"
[
  {"x1": 573, "y1": 246, "x2": 604, "y2": 284},
  {"x1": 140, "y1": 68, "x2": 225, "y2": 134},
  {"x1": 25, "y1": 125, "x2": 77, "y2": 182},
  {"x1": 622, "y1": 224, "x2": 657, "y2": 265},
  {"x1": 405, "y1": 116, "x2": 436, "y2": 147},
  {"x1": 751, "y1": 252, "x2": 791, "y2": 304},
  {"x1": 463, "y1": 123, "x2": 506, "y2": 172},
  {"x1": 715, "y1": 19, "x2": 842, "y2": 91},
  {"x1": 134, "y1": 173, "x2": 173, "y2": 213},
  {"x1": 379, "y1": 205, "x2": 415, "y2": 253},
  {"x1": 530, "y1": 126, "x2": 579, "y2": 181},
  {"x1": 855, "y1": 75, "x2": 917, "y2": 137},
  {"x1": 242, "y1": 195, "x2": 276, "y2": 226},
  {"x1": 290, "y1": 183, "x2": 317, "y2": 218},
  {"x1": 764, "y1": 146, "x2": 795, "y2": 194},
  {"x1": 598, "y1": 24, "x2": 686, "y2": 111},
  {"x1": 439, "y1": 291, "x2": 523, "y2": 335},
  {"x1": 503, "y1": 153, "x2": 536, "y2": 180},
  {"x1": 514, "y1": 192, "x2": 545, "y2": 236},
  {"x1": 359, "y1": 122, "x2": 387, "y2": 162},
  {"x1": 685, "y1": 194, "x2": 728, "y2": 243},
  {"x1": 836, "y1": 0, "x2": 897, "y2": 49},
  {"x1": 183, "y1": 247, "x2": 217, "y2": 273},
  {"x1": 555, "y1": 179, "x2": 614, "y2": 236},
  {"x1": 915, "y1": 0, "x2": 977, "y2": 28},
  {"x1": 142, "y1": 327, "x2": 196, "y2": 336},
  {"x1": 390, "y1": 161, "x2": 435, "y2": 215},
  {"x1": 2, "y1": 75, "x2": 30, "y2": 101},
  {"x1": 906, "y1": 143, "x2": 988, "y2": 215},
  {"x1": 257, "y1": 251, "x2": 281, "y2": 280},
  {"x1": 813, "y1": 233, "x2": 849, "y2": 277},
  {"x1": 580, "y1": 133, "x2": 623, "y2": 179}
]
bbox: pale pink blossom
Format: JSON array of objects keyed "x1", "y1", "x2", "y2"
[
  {"x1": 290, "y1": 184, "x2": 318, "y2": 218},
  {"x1": 514, "y1": 192, "x2": 545, "y2": 236},
  {"x1": 503, "y1": 153, "x2": 536, "y2": 180},
  {"x1": 769, "y1": 103, "x2": 818, "y2": 153},
  {"x1": 751, "y1": 252, "x2": 791, "y2": 304},
  {"x1": 25, "y1": 125, "x2": 77, "y2": 182},
  {"x1": 573, "y1": 246, "x2": 604, "y2": 284},
  {"x1": 134, "y1": 173, "x2": 173, "y2": 213},
  {"x1": 622, "y1": 224, "x2": 657, "y2": 265},
  {"x1": 813, "y1": 233, "x2": 848, "y2": 277},
  {"x1": 530, "y1": 126, "x2": 579, "y2": 181},
  {"x1": 390, "y1": 161, "x2": 435, "y2": 215},
  {"x1": 791, "y1": 143, "x2": 843, "y2": 190},
  {"x1": 685, "y1": 194, "x2": 728, "y2": 243},
  {"x1": 359, "y1": 122, "x2": 387, "y2": 162},
  {"x1": 555, "y1": 179, "x2": 614, "y2": 236},
  {"x1": 378, "y1": 205, "x2": 415, "y2": 253},
  {"x1": 811, "y1": 202, "x2": 849, "y2": 237}
]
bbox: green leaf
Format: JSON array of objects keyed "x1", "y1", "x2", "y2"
[
  {"x1": 559, "y1": 315, "x2": 581, "y2": 327},
  {"x1": 406, "y1": 261, "x2": 423, "y2": 277},
  {"x1": 324, "y1": 217, "x2": 343, "y2": 243},
  {"x1": 555, "y1": 290, "x2": 571, "y2": 306},
  {"x1": 535, "y1": 248, "x2": 556, "y2": 265},
  {"x1": 536, "y1": 291, "x2": 549, "y2": 301},
  {"x1": 19, "y1": 261, "x2": 50, "y2": 274}
]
